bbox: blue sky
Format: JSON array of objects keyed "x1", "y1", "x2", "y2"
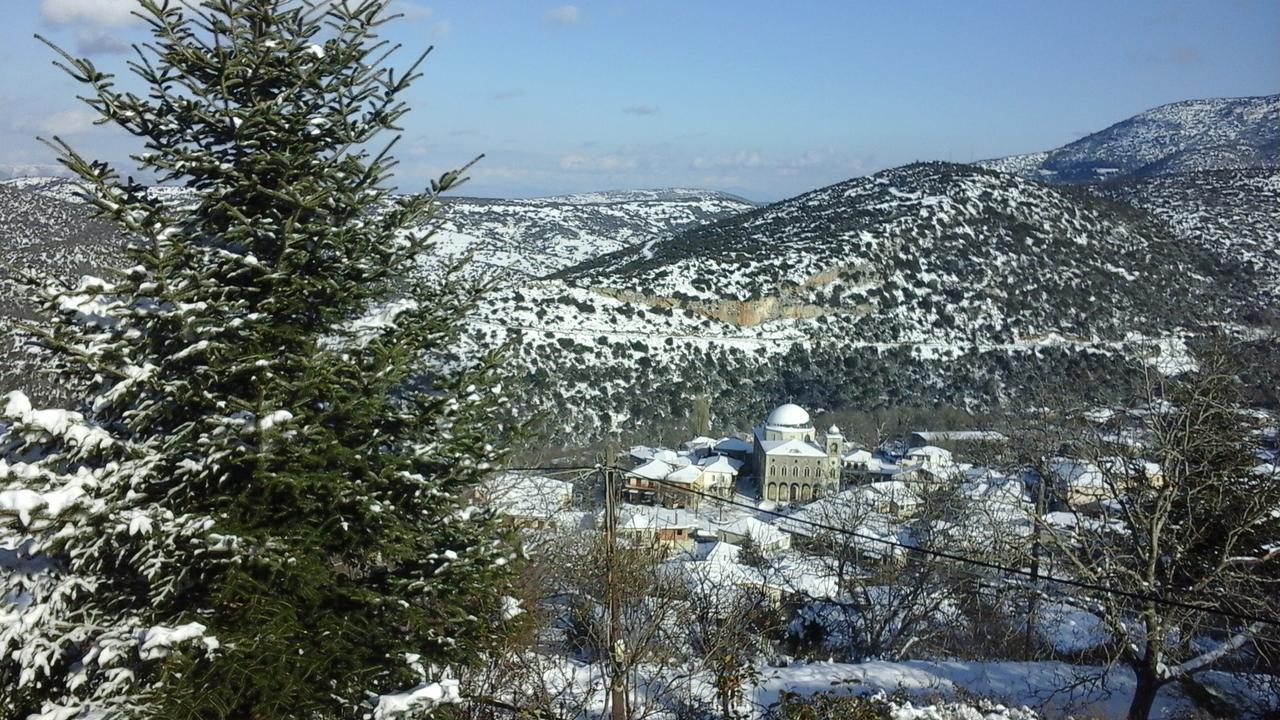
[{"x1": 2, "y1": 1, "x2": 1277, "y2": 201}]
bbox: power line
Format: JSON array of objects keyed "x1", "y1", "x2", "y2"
[
  {"x1": 623, "y1": 469, "x2": 1280, "y2": 629},
  {"x1": 491, "y1": 462, "x2": 1279, "y2": 628}
]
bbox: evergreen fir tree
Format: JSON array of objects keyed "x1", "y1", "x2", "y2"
[{"x1": 0, "y1": 1, "x2": 517, "y2": 717}]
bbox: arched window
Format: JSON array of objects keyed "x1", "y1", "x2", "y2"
[
  {"x1": 792, "y1": 466, "x2": 799, "y2": 478},
  {"x1": 802, "y1": 484, "x2": 813, "y2": 501},
  {"x1": 803, "y1": 467, "x2": 810, "y2": 478},
  {"x1": 767, "y1": 483, "x2": 777, "y2": 501},
  {"x1": 789, "y1": 483, "x2": 800, "y2": 502}
]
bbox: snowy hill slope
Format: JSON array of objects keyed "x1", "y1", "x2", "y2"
[
  {"x1": 977, "y1": 94, "x2": 1280, "y2": 183},
  {"x1": 2, "y1": 177, "x2": 755, "y2": 281},
  {"x1": 559, "y1": 162, "x2": 1230, "y2": 340},
  {"x1": 0, "y1": 178, "x2": 752, "y2": 406},
  {"x1": 462, "y1": 163, "x2": 1259, "y2": 442},
  {"x1": 429, "y1": 190, "x2": 756, "y2": 278},
  {"x1": 1089, "y1": 168, "x2": 1280, "y2": 309},
  {"x1": 3, "y1": 163, "x2": 1277, "y2": 445}
]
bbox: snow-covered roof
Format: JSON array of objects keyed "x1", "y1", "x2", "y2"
[
  {"x1": 862, "y1": 457, "x2": 916, "y2": 476},
  {"x1": 697, "y1": 454, "x2": 744, "y2": 474},
  {"x1": 618, "y1": 504, "x2": 713, "y2": 533},
  {"x1": 666, "y1": 464, "x2": 703, "y2": 485},
  {"x1": 629, "y1": 445, "x2": 658, "y2": 462},
  {"x1": 773, "y1": 556, "x2": 842, "y2": 599},
  {"x1": 906, "y1": 445, "x2": 953, "y2": 462},
  {"x1": 683, "y1": 436, "x2": 718, "y2": 451},
  {"x1": 910, "y1": 430, "x2": 1006, "y2": 444},
  {"x1": 766, "y1": 403, "x2": 811, "y2": 428},
  {"x1": 772, "y1": 491, "x2": 913, "y2": 555},
  {"x1": 722, "y1": 516, "x2": 789, "y2": 547},
  {"x1": 842, "y1": 448, "x2": 873, "y2": 464},
  {"x1": 1048, "y1": 457, "x2": 1105, "y2": 488},
  {"x1": 714, "y1": 437, "x2": 753, "y2": 454},
  {"x1": 627, "y1": 458, "x2": 676, "y2": 481},
  {"x1": 481, "y1": 472, "x2": 573, "y2": 520},
  {"x1": 693, "y1": 540, "x2": 742, "y2": 564},
  {"x1": 760, "y1": 438, "x2": 828, "y2": 458},
  {"x1": 653, "y1": 449, "x2": 683, "y2": 464}
]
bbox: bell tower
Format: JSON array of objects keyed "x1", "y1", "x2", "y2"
[{"x1": 824, "y1": 425, "x2": 845, "y2": 458}]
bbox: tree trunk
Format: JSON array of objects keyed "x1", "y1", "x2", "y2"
[{"x1": 1128, "y1": 667, "x2": 1161, "y2": 720}]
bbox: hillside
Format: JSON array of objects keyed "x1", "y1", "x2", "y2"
[
  {"x1": 3, "y1": 162, "x2": 1276, "y2": 444},
  {"x1": 977, "y1": 94, "x2": 1280, "y2": 183},
  {"x1": 463, "y1": 163, "x2": 1247, "y2": 442},
  {"x1": 558, "y1": 162, "x2": 1229, "y2": 340},
  {"x1": 428, "y1": 189, "x2": 756, "y2": 278},
  {"x1": 1087, "y1": 168, "x2": 1280, "y2": 309},
  {"x1": 0, "y1": 179, "x2": 753, "y2": 406}
]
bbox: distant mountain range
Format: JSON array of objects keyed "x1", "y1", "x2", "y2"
[
  {"x1": 1, "y1": 93, "x2": 1277, "y2": 444},
  {"x1": 977, "y1": 94, "x2": 1279, "y2": 183},
  {"x1": 470, "y1": 161, "x2": 1273, "y2": 441}
]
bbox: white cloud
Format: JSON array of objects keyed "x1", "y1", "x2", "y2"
[
  {"x1": 75, "y1": 29, "x2": 131, "y2": 55},
  {"x1": 431, "y1": 20, "x2": 453, "y2": 37},
  {"x1": 545, "y1": 5, "x2": 581, "y2": 25},
  {"x1": 622, "y1": 105, "x2": 659, "y2": 116},
  {"x1": 559, "y1": 153, "x2": 638, "y2": 171},
  {"x1": 0, "y1": 162, "x2": 72, "y2": 180},
  {"x1": 38, "y1": 108, "x2": 101, "y2": 136},
  {"x1": 41, "y1": 0, "x2": 141, "y2": 28},
  {"x1": 692, "y1": 150, "x2": 762, "y2": 170}
]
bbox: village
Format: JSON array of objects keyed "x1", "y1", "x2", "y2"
[{"x1": 473, "y1": 399, "x2": 1262, "y2": 663}]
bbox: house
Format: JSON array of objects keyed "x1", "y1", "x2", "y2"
[
  {"x1": 623, "y1": 457, "x2": 674, "y2": 504},
  {"x1": 714, "y1": 436, "x2": 753, "y2": 464},
  {"x1": 665, "y1": 543, "x2": 787, "y2": 608},
  {"x1": 663, "y1": 464, "x2": 704, "y2": 508},
  {"x1": 718, "y1": 516, "x2": 791, "y2": 556},
  {"x1": 904, "y1": 445, "x2": 953, "y2": 471},
  {"x1": 479, "y1": 472, "x2": 575, "y2": 528},
  {"x1": 908, "y1": 430, "x2": 1007, "y2": 454},
  {"x1": 1046, "y1": 456, "x2": 1161, "y2": 510},
  {"x1": 696, "y1": 454, "x2": 743, "y2": 498},
  {"x1": 753, "y1": 403, "x2": 845, "y2": 503},
  {"x1": 617, "y1": 504, "x2": 716, "y2": 552},
  {"x1": 844, "y1": 452, "x2": 920, "y2": 484},
  {"x1": 903, "y1": 445, "x2": 961, "y2": 482},
  {"x1": 770, "y1": 487, "x2": 915, "y2": 563}
]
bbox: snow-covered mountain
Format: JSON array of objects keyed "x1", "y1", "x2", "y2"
[
  {"x1": 460, "y1": 163, "x2": 1263, "y2": 442},
  {"x1": 3, "y1": 156, "x2": 1277, "y2": 445},
  {"x1": 1088, "y1": 168, "x2": 1280, "y2": 308},
  {"x1": 0, "y1": 178, "x2": 753, "y2": 404},
  {"x1": 978, "y1": 94, "x2": 1280, "y2": 183},
  {"x1": 428, "y1": 189, "x2": 756, "y2": 278}
]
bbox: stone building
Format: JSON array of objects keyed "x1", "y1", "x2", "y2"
[{"x1": 753, "y1": 403, "x2": 845, "y2": 503}]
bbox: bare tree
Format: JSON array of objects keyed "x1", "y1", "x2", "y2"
[
  {"x1": 677, "y1": 566, "x2": 785, "y2": 719},
  {"x1": 778, "y1": 484, "x2": 974, "y2": 661},
  {"x1": 1012, "y1": 352, "x2": 1280, "y2": 720}
]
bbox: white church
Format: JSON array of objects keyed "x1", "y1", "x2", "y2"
[{"x1": 752, "y1": 403, "x2": 845, "y2": 503}]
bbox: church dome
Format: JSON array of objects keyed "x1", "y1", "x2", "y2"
[{"x1": 766, "y1": 403, "x2": 811, "y2": 427}]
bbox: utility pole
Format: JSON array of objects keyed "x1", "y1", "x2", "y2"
[
  {"x1": 1025, "y1": 464, "x2": 1046, "y2": 658},
  {"x1": 602, "y1": 445, "x2": 627, "y2": 720}
]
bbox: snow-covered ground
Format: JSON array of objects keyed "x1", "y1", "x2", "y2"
[{"x1": 484, "y1": 654, "x2": 1277, "y2": 720}]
